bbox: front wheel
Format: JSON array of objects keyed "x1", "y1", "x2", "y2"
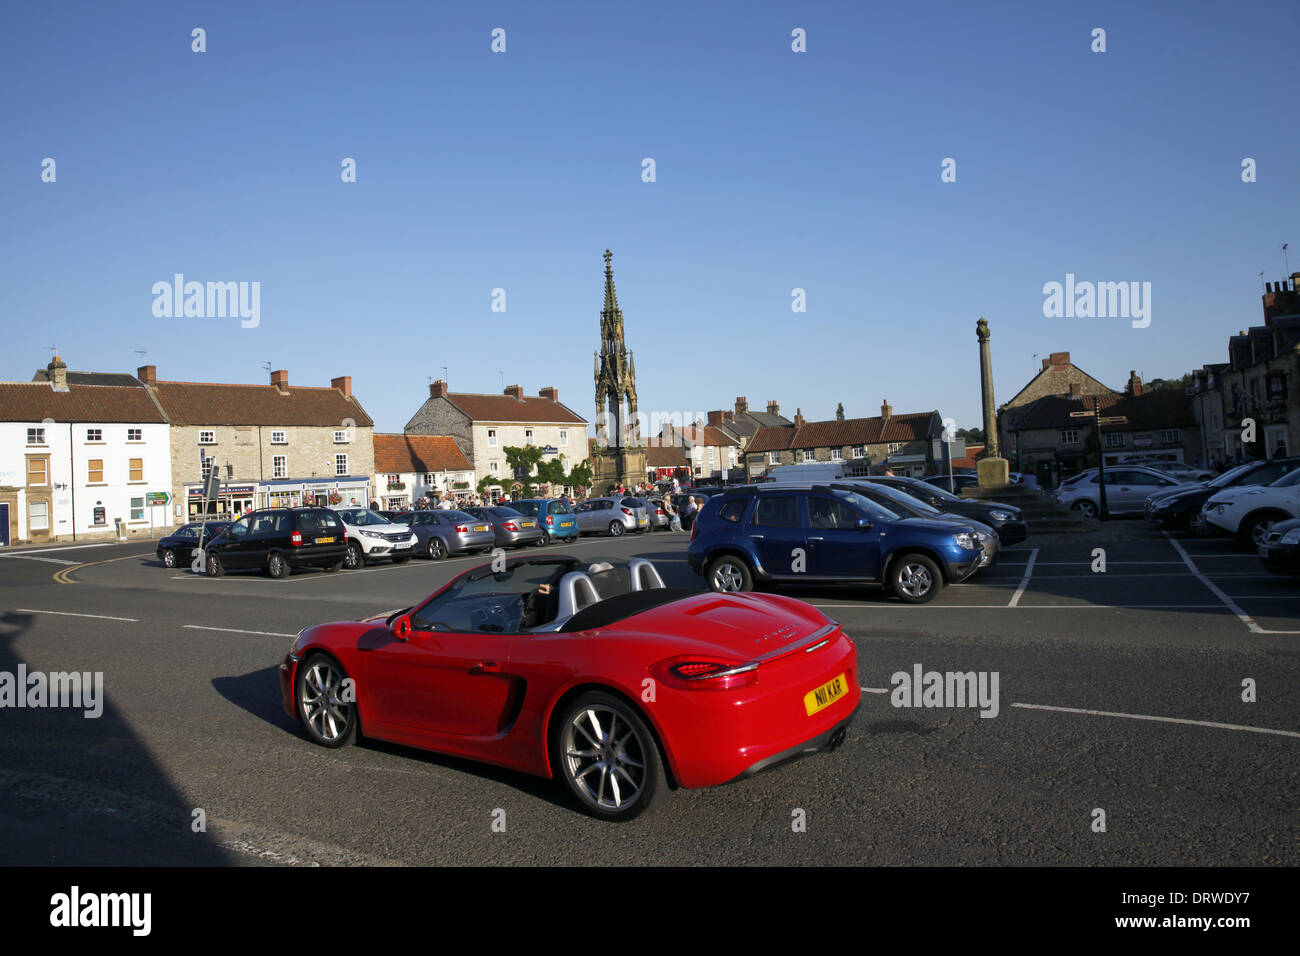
[
  {"x1": 426, "y1": 537, "x2": 446, "y2": 560},
  {"x1": 266, "y1": 552, "x2": 289, "y2": 579},
  {"x1": 344, "y1": 541, "x2": 365, "y2": 569},
  {"x1": 608, "y1": 521, "x2": 625, "y2": 537},
  {"x1": 554, "y1": 692, "x2": 666, "y2": 821},
  {"x1": 705, "y1": 555, "x2": 753, "y2": 593},
  {"x1": 1240, "y1": 514, "x2": 1281, "y2": 547},
  {"x1": 889, "y1": 553, "x2": 942, "y2": 604},
  {"x1": 1188, "y1": 512, "x2": 1214, "y2": 537},
  {"x1": 296, "y1": 654, "x2": 357, "y2": 748}
]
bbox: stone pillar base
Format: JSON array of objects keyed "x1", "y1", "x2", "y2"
[{"x1": 977, "y1": 457, "x2": 1010, "y2": 489}]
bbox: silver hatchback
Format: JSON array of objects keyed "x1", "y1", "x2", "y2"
[{"x1": 575, "y1": 496, "x2": 649, "y2": 536}]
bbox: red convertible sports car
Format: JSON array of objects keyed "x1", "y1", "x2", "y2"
[{"x1": 279, "y1": 554, "x2": 860, "y2": 820}]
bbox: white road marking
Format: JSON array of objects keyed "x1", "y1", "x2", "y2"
[
  {"x1": 183, "y1": 625, "x2": 296, "y2": 637},
  {"x1": 859, "y1": 686, "x2": 889, "y2": 694},
  {"x1": 0, "y1": 543, "x2": 117, "y2": 555},
  {"x1": 814, "y1": 603, "x2": 1227, "y2": 609},
  {"x1": 0, "y1": 555, "x2": 81, "y2": 565},
  {"x1": 1163, "y1": 533, "x2": 1264, "y2": 632},
  {"x1": 16, "y1": 608, "x2": 139, "y2": 621},
  {"x1": 1011, "y1": 702, "x2": 1300, "y2": 739},
  {"x1": 1008, "y1": 548, "x2": 1039, "y2": 607}
]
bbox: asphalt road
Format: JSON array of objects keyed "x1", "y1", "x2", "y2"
[{"x1": 1, "y1": 521, "x2": 1296, "y2": 866}]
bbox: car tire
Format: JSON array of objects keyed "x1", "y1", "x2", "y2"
[
  {"x1": 426, "y1": 537, "x2": 446, "y2": 560},
  {"x1": 608, "y1": 521, "x2": 624, "y2": 537},
  {"x1": 161, "y1": 548, "x2": 178, "y2": 569},
  {"x1": 705, "y1": 555, "x2": 753, "y2": 593},
  {"x1": 206, "y1": 551, "x2": 224, "y2": 577},
  {"x1": 538, "y1": 531, "x2": 551, "y2": 545},
  {"x1": 345, "y1": 541, "x2": 365, "y2": 570},
  {"x1": 1188, "y1": 512, "x2": 1214, "y2": 537},
  {"x1": 1072, "y1": 500, "x2": 1098, "y2": 519},
  {"x1": 266, "y1": 552, "x2": 289, "y2": 579},
  {"x1": 295, "y1": 654, "x2": 357, "y2": 749},
  {"x1": 1240, "y1": 513, "x2": 1284, "y2": 548},
  {"x1": 553, "y1": 691, "x2": 666, "y2": 821},
  {"x1": 889, "y1": 553, "x2": 942, "y2": 604}
]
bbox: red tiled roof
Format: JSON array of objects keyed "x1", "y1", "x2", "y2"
[
  {"x1": 657, "y1": 424, "x2": 739, "y2": 447},
  {"x1": 0, "y1": 382, "x2": 167, "y2": 423},
  {"x1": 746, "y1": 412, "x2": 936, "y2": 453},
  {"x1": 375, "y1": 434, "x2": 471, "y2": 473},
  {"x1": 443, "y1": 393, "x2": 586, "y2": 425},
  {"x1": 149, "y1": 381, "x2": 374, "y2": 427}
]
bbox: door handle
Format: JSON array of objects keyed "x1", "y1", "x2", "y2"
[
  {"x1": 808, "y1": 536, "x2": 824, "y2": 541},
  {"x1": 750, "y1": 534, "x2": 765, "y2": 539},
  {"x1": 472, "y1": 661, "x2": 501, "y2": 674}
]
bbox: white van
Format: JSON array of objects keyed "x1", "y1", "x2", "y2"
[{"x1": 765, "y1": 462, "x2": 852, "y2": 482}]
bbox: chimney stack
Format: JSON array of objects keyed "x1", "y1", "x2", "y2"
[
  {"x1": 1049, "y1": 351, "x2": 1070, "y2": 366},
  {"x1": 271, "y1": 369, "x2": 289, "y2": 392},
  {"x1": 735, "y1": 396, "x2": 748, "y2": 414},
  {"x1": 1129, "y1": 370, "x2": 1143, "y2": 397},
  {"x1": 137, "y1": 364, "x2": 157, "y2": 386},
  {"x1": 794, "y1": 408, "x2": 805, "y2": 429},
  {"x1": 766, "y1": 400, "x2": 779, "y2": 415},
  {"x1": 504, "y1": 384, "x2": 524, "y2": 400},
  {"x1": 48, "y1": 355, "x2": 68, "y2": 391},
  {"x1": 539, "y1": 386, "x2": 558, "y2": 402},
  {"x1": 1068, "y1": 383, "x2": 1081, "y2": 396},
  {"x1": 429, "y1": 379, "x2": 448, "y2": 399},
  {"x1": 331, "y1": 375, "x2": 352, "y2": 398},
  {"x1": 707, "y1": 410, "x2": 723, "y2": 426},
  {"x1": 881, "y1": 399, "x2": 892, "y2": 420},
  {"x1": 724, "y1": 410, "x2": 735, "y2": 423}
]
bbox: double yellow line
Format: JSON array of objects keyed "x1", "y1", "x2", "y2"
[{"x1": 53, "y1": 551, "x2": 153, "y2": 584}]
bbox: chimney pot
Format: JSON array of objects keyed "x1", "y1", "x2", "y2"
[
  {"x1": 766, "y1": 400, "x2": 779, "y2": 415},
  {"x1": 331, "y1": 375, "x2": 352, "y2": 397},
  {"x1": 137, "y1": 364, "x2": 157, "y2": 386},
  {"x1": 881, "y1": 399, "x2": 892, "y2": 419},
  {"x1": 271, "y1": 369, "x2": 289, "y2": 391},
  {"x1": 429, "y1": 379, "x2": 448, "y2": 399},
  {"x1": 735, "y1": 396, "x2": 748, "y2": 414}
]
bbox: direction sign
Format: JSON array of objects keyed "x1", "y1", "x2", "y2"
[
  {"x1": 1068, "y1": 410, "x2": 1093, "y2": 418},
  {"x1": 145, "y1": 491, "x2": 170, "y2": 505},
  {"x1": 1097, "y1": 416, "x2": 1128, "y2": 425}
]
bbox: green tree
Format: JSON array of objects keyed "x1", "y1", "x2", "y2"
[
  {"x1": 956, "y1": 427, "x2": 985, "y2": 443},
  {"x1": 835, "y1": 402, "x2": 845, "y2": 421},
  {"x1": 566, "y1": 459, "x2": 594, "y2": 494}
]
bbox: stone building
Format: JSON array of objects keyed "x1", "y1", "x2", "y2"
[
  {"x1": 655, "y1": 421, "x2": 742, "y2": 481},
  {"x1": 743, "y1": 402, "x2": 944, "y2": 478},
  {"x1": 700, "y1": 398, "x2": 793, "y2": 453}
]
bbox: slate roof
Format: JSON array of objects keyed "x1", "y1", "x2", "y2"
[
  {"x1": 374, "y1": 434, "x2": 471, "y2": 473},
  {"x1": 437, "y1": 393, "x2": 587, "y2": 425},
  {"x1": 149, "y1": 381, "x2": 374, "y2": 427},
  {"x1": 1006, "y1": 391, "x2": 1195, "y2": 432},
  {"x1": 32, "y1": 369, "x2": 143, "y2": 388},
  {"x1": 0, "y1": 382, "x2": 168, "y2": 423}
]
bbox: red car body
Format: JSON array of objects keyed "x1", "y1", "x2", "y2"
[{"x1": 279, "y1": 559, "x2": 859, "y2": 796}]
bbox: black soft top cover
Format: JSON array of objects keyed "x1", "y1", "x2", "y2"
[{"x1": 559, "y1": 587, "x2": 700, "y2": 633}]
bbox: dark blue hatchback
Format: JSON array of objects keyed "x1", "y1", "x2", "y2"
[{"x1": 685, "y1": 483, "x2": 984, "y2": 603}]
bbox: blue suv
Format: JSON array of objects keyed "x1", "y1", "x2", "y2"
[{"x1": 686, "y1": 483, "x2": 984, "y2": 603}]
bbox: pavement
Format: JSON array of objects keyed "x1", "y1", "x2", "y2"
[{"x1": 0, "y1": 520, "x2": 1296, "y2": 865}]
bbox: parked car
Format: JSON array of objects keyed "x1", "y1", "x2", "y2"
[
  {"x1": 509, "y1": 498, "x2": 580, "y2": 544},
  {"x1": 1055, "y1": 466, "x2": 1188, "y2": 518},
  {"x1": 203, "y1": 508, "x2": 347, "y2": 578},
  {"x1": 405, "y1": 509, "x2": 496, "y2": 559},
  {"x1": 644, "y1": 497, "x2": 672, "y2": 530},
  {"x1": 156, "y1": 521, "x2": 230, "y2": 569},
  {"x1": 1257, "y1": 517, "x2": 1300, "y2": 576},
  {"x1": 280, "y1": 553, "x2": 859, "y2": 820},
  {"x1": 1202, "y1": 468, "x2": 1300, "y2": 545},
  {"x1": 462, "y1": 505, "x2": 545, "y2": 548},
  {"x1": 332, "y1": 507, "x2": 418, "y2": 568},
  {"x1": 1124, "y1": 458, "x2": 1214, "y2": 482},
  {"x1": 922, "y1": 473, "x2": 980, "y2": 494},
  {"x1": 574, "y1": 496, "x2": 649, "y2": 536},
  {"x1": 686, "y1": 483, "x2": 984, "y2": 603},
  {"x1": 856, "y1": 475, "x2": 1028, "y2": 546},
  {"x1": 1145, "y1": 458, "x2": 1300, "y2": 535},
  {"x1": 826, "y1": 481, "x2": 1000, "y2": 568},
  {"x1": 378, "y1": 509, "x2": 413, "y2": 524}
]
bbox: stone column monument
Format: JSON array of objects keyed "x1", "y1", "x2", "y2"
[{"x1": 976, "y1": 318, "x2": 1010, "y2": 488}]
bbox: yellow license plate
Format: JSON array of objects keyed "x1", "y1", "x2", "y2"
[
  {"x1": 561, "y1": 521, "x2": 573, "y2": 527},
  {"x1": 475, "y1": 524, "x2": 489, "y2": 532},
  {"x1": 315, "y1": 536, "x2": 335, "y2": 543},
  {"x1": 804, "y1": 673, "x2": 848, "y2": 716},
  {"x1": 522, "y1": 521, "x2": 535, "y2": 528}
]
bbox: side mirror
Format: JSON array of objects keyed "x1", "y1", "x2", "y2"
[
  {"x1": 391, "y1": 615, "x2": 413, "y2": 641},
  {"x1": 856, "y1": 517, "x2": 874, "y2": 530}
]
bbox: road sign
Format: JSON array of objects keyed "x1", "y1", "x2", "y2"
[
  {"x1": 1068, "y1": 410, "x2": 1093, "y2": 418},
  {"x1": 1097, "y1": 416, "x2": 1128, "y2": 425},
  {"x1": 145, "y1": 491, "x2": 170, "y2": 505}
]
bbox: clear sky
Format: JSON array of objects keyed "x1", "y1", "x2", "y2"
[{"x1": 3, "y1": 0, "x2": 1298, "y2": 435}]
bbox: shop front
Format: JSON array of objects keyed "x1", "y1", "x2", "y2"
[
  {"x1": 185, "y1": 477, "x2": 372, "y2": 516},
  {"x1": 186, "y1": 483, "x2": 257, "y2": 520}
]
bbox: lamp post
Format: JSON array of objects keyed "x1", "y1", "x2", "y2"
[{"x1": 1070, "y1": 405, "x2": 1128, "y2": 520}]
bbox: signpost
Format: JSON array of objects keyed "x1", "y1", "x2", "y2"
[{"x1": 1070, "y1": 408, "x2": 1128, "y2": 519}]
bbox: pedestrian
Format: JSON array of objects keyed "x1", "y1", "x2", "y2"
[
  {"x1": 681, "y1": 493, "x2": 698, "y2": 529},
  {"x1": 663, "y1": 493, "x2": 681, "y2": 532}
]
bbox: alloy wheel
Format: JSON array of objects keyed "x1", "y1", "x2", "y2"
[
  {"x1": 299, "y1": 658, "x2": 353, "y2": 744},
  {"x1": 710, "y1": 561, "x2": 745, "y2": 592},
  {"x1": 562, "y1": 705, "x2": 648, "y2": 813},
  {"x1": 162, "y1": 549, "x2": 177, "y2": 568},
  {"x1": 897, "y1": 562, "x2": 934, "y2": 599}
]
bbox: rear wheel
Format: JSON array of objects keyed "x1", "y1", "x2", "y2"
[
  {"x1": 1188, "y1": 512, "x2": 1214, "y2": 537},
  {"x1": 889, "y1": 553, "x2": 942, "y2": 604},
  {"x1": 344, "y1": 541, "x2": 365, "y2": 569},
  {"x1": 1240, "y1": 513, "x2": 1284, "y2": 547},
  {"x1": 296, "y1": 654, "x2": 357, "y2": 748},
  {"x1": 266, "y1": 552, "x2": 289, "y2": 579},
  {"x1": 1072, "y1": 500, "x2": 1098, "y2": 519},
  {"x1": 705, "y1": 555, "x2": 753, "y2": 593},
  {"x1": 161, "y1": 548, "x2": 178, "y2": 568},
  {"x1": 206, "y1": 551, "x2": 224, "y2": 577},
  {"x1": 554, "y1": 691, "x2": 666, "y2": 821},
  {"x1": 608, "y1": 521, "x2": 624, "y2": 537}
]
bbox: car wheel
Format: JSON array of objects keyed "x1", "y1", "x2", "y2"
[
  {"x1": 705, "y1": 555, "x2": 752, "y2": 592},
  {"x1": 554, "y1": 691, "x2": 666, "y2": 821},
  {"x1": 266, "y1": 552, "x2": 289, "y2": 579},
  {"x1": 1188, "y1": 512, "x2": 1214, "y2": 537},
  {"x1": 608, "y1": 521, "x2": 624, "y2": 537},
  {"x1": 426, "y1": 537, "x2": 446, "y2": 560},
  {"x1": 206, "y1": 551, "x2": 224, "y2": 577},
  {"x1": 1072, "y1": 500, "x2": 1098, "y2": 519},
  {"x1": 889, "y1": 553, "x2": 942, "y2": 604},
  {"x1": 345, "y1": 541, "x2": 365, "y2": 569},
  {"x1": 538, "y1": 531, "x2": 551, "y2": 545},
  {"x1": 295, "y1": 654, "x2": 357, "y2": 749},
  {"x1": 162, "y1": 548, "x2": 177, "y2": 568},
  {"x1": 1241, "y1": 514, "x2": 1281, "y2": 548}
]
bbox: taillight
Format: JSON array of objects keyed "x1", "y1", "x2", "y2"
[
  {"x1": 455, "y1": 524, "x2": 469, "y2": 533},
  {"x1": 621, "y1": 507, "x2": 632, "y2": 516},
  {"x1": 545, "y1": 515, "x2": 554, "y2": 526},
  {"x1": 653, "y1": 656, "x2": 758, "y2": 691},
  {"x1": 290, "y1": 530, "x2": 302, "y2": 547},
  {"x1": 656, "y1": 508, "x2": 665, "y2": 516},
  {"x1": 690, "y1": 520, "x2": 697, "y2": 540},
  {"x1": 503, "y1": 522, "x2": 518, "y2": 531}
]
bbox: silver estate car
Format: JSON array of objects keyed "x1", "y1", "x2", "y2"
[
  {"x1": 406, "y1": 509, "x2": 496, "y2": 560},
  {"x1": 462, "y1": 506, "x2": 544, "y2": 548},
  {"x1": 574, "y1": 496, "x2": 649, "y2": 536}
]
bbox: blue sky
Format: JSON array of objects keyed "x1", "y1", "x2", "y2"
[{"x1": 3, "y1": 0, "x2": 1298, "y2": 434}]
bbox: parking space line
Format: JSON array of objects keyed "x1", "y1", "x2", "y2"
[
  {"x1": 1, "y1": 543, "x2": 117, "y2": 555},
  {"x1": 0, "y1": 555, "x2": 81, "y2": 565},
  {"x1": 16, "y1": 608, "x2": 139, "y2": 622},
  {"x1": 816, "y1": 603, "x2": 1228, "y2": 609},
  {"x1": 183, "y1": 625, "x2": 296, "y2": 638},
  {"x1": 1008, "y1": 548, "x2": 1039, "y2": 607},
  {"x1": 1162, "y1": 533, "x2": 1263, "y2": 633},
  {"x1": 1011, "y1": 702, "x2": 1300, "y2": 739}
]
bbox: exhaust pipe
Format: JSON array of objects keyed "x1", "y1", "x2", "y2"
[{"x1": 827, "y1": 726, "x2": 847, "y2": 751}]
